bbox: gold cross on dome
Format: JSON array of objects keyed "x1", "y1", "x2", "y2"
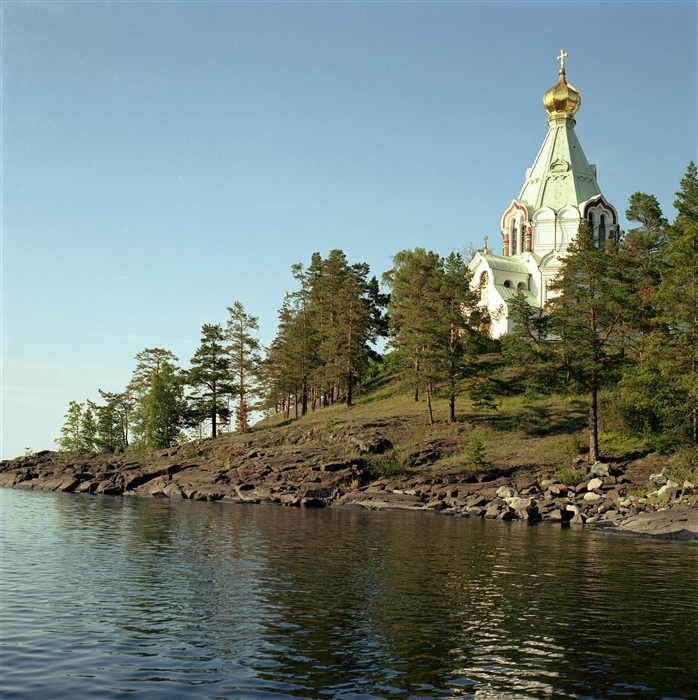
[
  {"x1": 557, "y1": 49, "x2": 568, "y2": 70},
  {"x1": 483, "y1": 235, "x2": 489, "y2": 252}
]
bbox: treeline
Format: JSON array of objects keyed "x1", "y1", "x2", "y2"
[
  {"x1": 56, "y1": 302, "x2": 263, "y2": 453},
  {"x1": 57, "y1": 164, "x2": 698, "y2": 466},
  {"x1": 507, "y1": 163, "x2": 698, "y2": 462}
]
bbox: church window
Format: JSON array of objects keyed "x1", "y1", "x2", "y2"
[
  {"x1": 517, "y1": 281, "x2": 527, "y2": 290},
  {"x1": 480, "y1": 271, "x2": 488, "y2": 286},
  {"x1": 503, "y1": 280, "x2": 512, "y2": 288},
  {"x1": 598, "y1": 215, "x2": 606, "y2": 247},
  {"x1": 511, "y1": 223, "x2": 518, "y2": 256}
]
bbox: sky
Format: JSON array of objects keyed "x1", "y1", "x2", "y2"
[{"x1": 1, "y1": 0, "x2": 696, "y2": 460}]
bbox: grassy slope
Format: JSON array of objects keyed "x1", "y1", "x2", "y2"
[{"x1": 247, "y1": 365, "x2": 668, "y2": 487}]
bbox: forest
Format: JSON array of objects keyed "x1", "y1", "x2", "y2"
[{"x1": 57, "y1": 163, "x2": 698, "y2": 469}]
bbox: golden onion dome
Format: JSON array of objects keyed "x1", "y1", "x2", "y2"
[{"x1": 543, "y1": 50, "x2": 581, "y2": 122}]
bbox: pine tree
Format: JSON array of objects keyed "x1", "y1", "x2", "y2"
[
  {"x1": 225, "y1": 302, "x2": 262, "y2": 432},
  {"x1": 655, "y1": 162, "x2": 698, "y2": 443},
  {"x1": 95, "y1": 389, "x2": 135, "y2": 452},
  {"x1": 543, "y1": 221, "x2": 625, "y2": 462},
  {"x1": 435, "y1": 252, "x2": 489, "y2": 423},
  {"x1": 384, "y1": 249, "x2": 487, "y2": 424},
  {"x1": 619, "y1": 192, "x2": 667, "y2": 358},
  {"x1": 384, "y1": 248, "x2": 442, "y2": 405},
  {"x1": 128, "y1": 348, "x2": 179, "y2": 395},
  {"x1": 188, "y1": 324, "x2": 236, "y2": 438},
  {"x1": 133, "y1": 360, "x2": 188, "y2": 449}
]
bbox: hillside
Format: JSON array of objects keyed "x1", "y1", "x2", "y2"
[{"x1": 2, "y1": 381, "x2": 697, "y2": 539}]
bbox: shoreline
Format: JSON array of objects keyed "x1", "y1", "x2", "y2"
[{"x1": 3, "y1": 440, "x2": 696, "y2": 542}]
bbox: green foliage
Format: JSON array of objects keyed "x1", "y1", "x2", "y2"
[
  {"x1": 132, "y1": 360, "x2": 188, "y2": 450},
  {"x1": 553, "y1": 465, "x2": 586, "y2": 487},
  {"x1": 226, "y1": 301, "x2": 262, "y2": 432},
  {"x1": 55, "y1": 400, "x2": 97, "y2": 455},
  {"x1": 263, "y1": 250, "x2": 387, "y2": 417},
  {"x1": 364, "y1": 452, "x2": 413, "y2": 480},
  {"x1": 653, "y1": 162, "x2": 698, "y2": 444},
  {"x1": 667, "y1": 448, "x2": 698, "y2": 485},
  {"x1": 510, "y1": 222, "x2": 626, "y2": 462},
  {"x1": 464, "y1": 430, "x2": 489, "y2": 469},
  {"x1": 383, "y1": 248, "x2": 490, "y2": 424},
  {"x1": 188, "y1": 324, "x2": 236, "y2": 438}
]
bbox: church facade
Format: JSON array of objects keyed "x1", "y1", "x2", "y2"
[{"x1": 469, "y1": 52, "x2": 618, "y2": 338}]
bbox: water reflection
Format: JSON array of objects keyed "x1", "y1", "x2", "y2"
[{"x1": 2, "y1": 489, "x2": 697, "y2": 699}]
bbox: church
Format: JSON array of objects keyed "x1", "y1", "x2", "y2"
[{"x1": 469, "y1": 51, "x2": 618, "y2": 338}]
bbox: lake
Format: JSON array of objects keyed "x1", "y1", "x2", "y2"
[{"x1": 1, "y1": 488, "x2": 696, "y2": 699}]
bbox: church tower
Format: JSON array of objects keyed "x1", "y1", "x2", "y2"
[{"x1": 469, "y1": 51, "x2": 618, "y2": 337}]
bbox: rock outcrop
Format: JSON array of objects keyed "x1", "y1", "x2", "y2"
[{"x1": 2, "y1": 435, "x2": 696, "y2": 541}]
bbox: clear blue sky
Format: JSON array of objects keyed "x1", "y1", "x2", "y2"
[{"x1": 2, "y1": 1, "x2": 696, "y2": 459}]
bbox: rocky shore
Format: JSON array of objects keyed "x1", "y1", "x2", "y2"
[{"x1": 3, "y1": 419, "x2": 697, "y2": 541}]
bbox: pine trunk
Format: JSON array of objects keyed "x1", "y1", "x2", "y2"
[
  {"x1": 211, "y1": 382, "x2": 217, "y2": 438},
  {"x1": 426, "y1": 381, "x2": 434, "y2": 426},
  {"x1": 589, "y1": 387, "x2": 599, "y2": 463}
]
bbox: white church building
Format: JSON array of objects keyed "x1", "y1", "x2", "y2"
[{"x1": 469, "y1": 51, "x2": 618, "y2": 338}]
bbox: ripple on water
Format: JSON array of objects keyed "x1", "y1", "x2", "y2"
[{"x1": 1, "y1": 490, "x2": 697, "y2": 700}]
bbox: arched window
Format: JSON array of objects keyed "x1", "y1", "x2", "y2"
[
  {"x1": 503, "y1": 280, "x2": 512, "y2": 288},
  {"x1": 517, "y1": 281, "x2": 527, "y2": 290},
  {"x1": 598, "y1": 215, "x2": 606, "y2": 247},
  {"x1": 511, "y1": 222, "x2": 518, "y2": 256},
  {"x1": 480, "y1": 271, "x2": 488, "y2": 286}
]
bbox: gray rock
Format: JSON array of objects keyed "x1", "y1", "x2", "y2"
[
  {"x1": 499, "y1": 510, "x2": 519, "y2": 521},
  {"x1": 496, "y1": 486, "x2": 518, "y2": 499},
  {"x1": 649, "y1": 470, "x2": 667, "y2": 485},
  {"x1": 301, "y1": 497, "x2": 326, "y2": 508},
  {"x1": 586, "y1": 477, "x2": 604, "y2": 491},
  {"x1": 614, "y1": 506, "x2": 698, "y2": 540},
  {"x1": 506, "y1": 496, "x2": 535, "y2": 510},
  {"x1": 589, "y1": 462, "x2": 611, "y2": 478},
  {"x1": 584, "y1": 491, "x2": 602, "y2": 502}
]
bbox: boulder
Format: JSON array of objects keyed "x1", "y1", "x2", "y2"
[
  {"x1": 496, "y1": 486, "x2": 518, "y2": 499},
  {"x1": 583, "y1": 492, "x2": 602, "y2": 502},
  {"x1": 649, "y1": 470, "x2": 667, "y2": 485},
  {"x1": 589, "y1": 462, "x2": 611, "y2": 478},
  {"x1": 485, "y1": 504, "x2": 502, "y2": 519},
  {"x1": 301, "y1": 497, "x2": 326, "y2": 507},
  {"x1": 499, "y1": 510, "x2": 519, "y2": 521},
  {"x1": 506, "y1": 496, "x2": 535, "y2": 511},
  {"x1": 586, "y1": 477, "x2": 604, "y2": 491},
  {"x1": 614, "y1": 506, "x2": 698, "y2": 540}
]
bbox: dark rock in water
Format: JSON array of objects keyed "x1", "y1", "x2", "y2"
[
  {"x1": 499, "y1": 510, "x2": 519, "y2": 521},
  {"x1": 301, "y1": 497, "x2": 326, "y2": 508},
  {"x1": 544, "y1": 509, "x2": 573, "y2": 523}
]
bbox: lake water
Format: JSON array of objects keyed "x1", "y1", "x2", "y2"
[{"x1": 1, "y1": 489, "x2": 697, "y2": 700}]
